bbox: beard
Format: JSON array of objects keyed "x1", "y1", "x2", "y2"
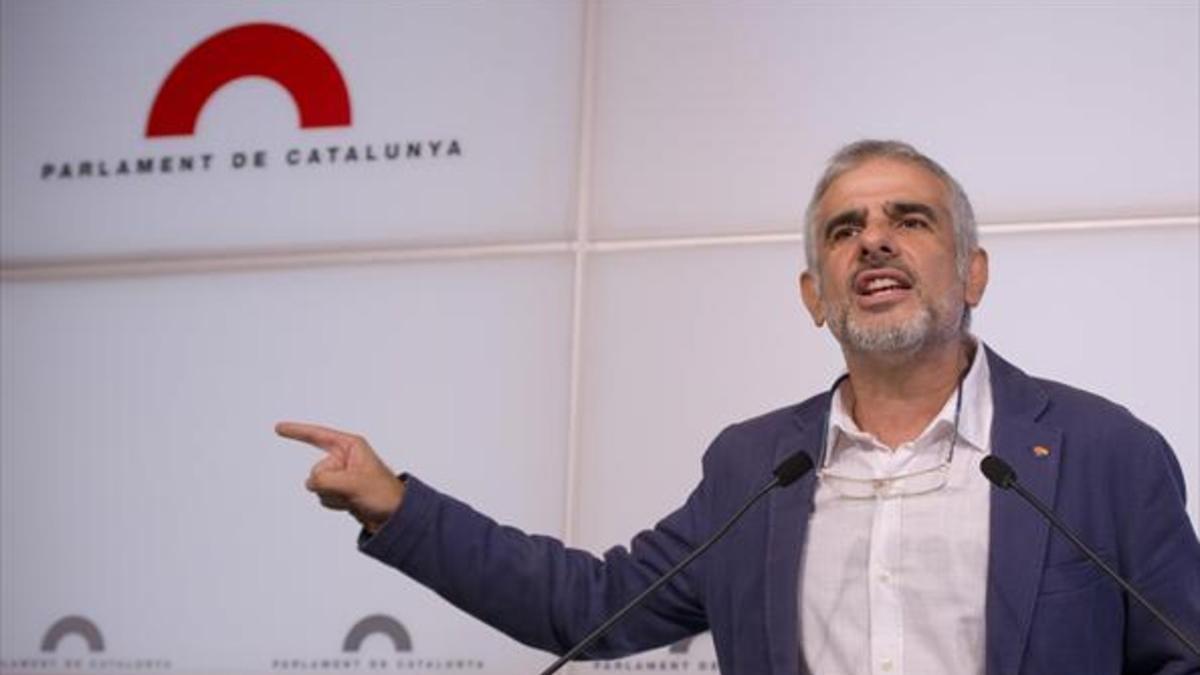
[{"x1": 826, "y1": 287, "x2": 963, "y2": 353}]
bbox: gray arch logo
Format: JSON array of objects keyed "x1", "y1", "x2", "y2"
[
  {"x1": 342, "y1": 615, "x2": 412, "y2": 653},
  {"x1": 41, "y1": 616, "x2": 104, "y2": 653},
  {"x1": 668, "y1": 636, "x2": 692, "y2": 654}
]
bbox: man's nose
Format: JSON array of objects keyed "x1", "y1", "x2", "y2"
[{"x1": 858, "y1": 221, "x2": 896, "y2": 262}]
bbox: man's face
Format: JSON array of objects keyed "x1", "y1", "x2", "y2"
[{"x1": 800, "y1": 158, "x2": 987, "y2": 354}]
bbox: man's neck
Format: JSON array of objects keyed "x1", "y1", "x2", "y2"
[{"x1": 840, "y1": 336, "x2": 974, "y2": 449}]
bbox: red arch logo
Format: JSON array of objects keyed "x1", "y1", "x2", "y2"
[{"x1": 146, "y1": 23, "x2": 351, "y2": 137}]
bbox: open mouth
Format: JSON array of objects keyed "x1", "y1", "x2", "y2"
[{"x1": 855, "y1": 270, "x2": 913, "y2": 296}]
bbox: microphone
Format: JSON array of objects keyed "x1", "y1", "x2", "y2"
[
  {"x1": 979, "y1": 455, "x2": 1200, "y2": 658},
  {"x1": 537, "y1": 451, "x2": 815, "y2": 675}
]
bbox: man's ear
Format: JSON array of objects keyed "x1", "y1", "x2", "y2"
[
  {"x1": 964, "y1": 247, "x2": 989, "y2": 308},
  {"x1": 800, "y1": 270, "x2": 826, "y2": 326}
]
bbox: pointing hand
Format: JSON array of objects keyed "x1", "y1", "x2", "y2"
[{"x1": 276, "y1": 421, "x2": 406, "y2": 534}]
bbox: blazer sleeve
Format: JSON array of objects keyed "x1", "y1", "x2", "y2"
[
  {"x1": 1114, "y1": 427, "x2": 1200, "y2": 674},
  {"x1": 354, "y1": 429, "x2": 744, "y2": 659}
]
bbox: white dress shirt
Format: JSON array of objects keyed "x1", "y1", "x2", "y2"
[{"x1": 800, "y1": 347, "x2": 994, "y2": 675}]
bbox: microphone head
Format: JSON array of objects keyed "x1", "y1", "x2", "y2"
[
  {"x1": 773, "y1": 451, "x2": 815, "y2": 487},
  {"x1": 980, "y1": 455, "x2": 1018, "y2": 489}
]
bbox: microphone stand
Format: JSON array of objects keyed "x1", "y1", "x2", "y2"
[
  {"x1": 981, "y1": 456, "x2": 1200, "y2": 658},
  {"x1": 537, "y1": 452, "x2": 814, "y2": 675}
]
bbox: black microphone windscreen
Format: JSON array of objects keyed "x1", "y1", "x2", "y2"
[
  {"x1": 980, "y1": 455, "x2": 1017, "y2": 488},
  {"x1": 773, "y1": 452, "x2": 815, "y2": 487}
]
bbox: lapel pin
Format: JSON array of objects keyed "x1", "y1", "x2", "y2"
[{"x1": 1033, "y1": 445, "x2": 1051, "y2": 458}]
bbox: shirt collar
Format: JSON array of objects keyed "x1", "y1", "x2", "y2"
[
  {"x1": 956, "y1": 340, "x2": 992, "y2": 453},
  {"x1": 825, "y1": 338, "x2": 993, "y2": 461}
]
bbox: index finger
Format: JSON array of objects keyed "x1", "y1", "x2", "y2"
[{"x1": 274, "y1": 421, "x2": 357, "y2": 452}]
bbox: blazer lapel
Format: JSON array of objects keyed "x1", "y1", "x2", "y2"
[
  {"x1": 984, "y1": 349, "x2": 1063, "y2": 675},
  {"x1": 764, "y1": 399, "x2": 825, "y2": 675}
]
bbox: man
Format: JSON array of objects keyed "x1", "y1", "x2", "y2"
[{"x1": 278, "y1": 140, "x2": 1200, "y2": 674}]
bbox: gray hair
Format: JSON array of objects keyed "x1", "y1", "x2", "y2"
[{"x1": 803, "y1": 140, "x2": 978, "y2": 277}]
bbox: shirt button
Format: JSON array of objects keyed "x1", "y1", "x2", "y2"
[
  {"x1": 881, "y1": 658, "x2": 894, "y2": 672},
  {"x1": 878, "y1": 571, "x2": 891, "y2": 584}
]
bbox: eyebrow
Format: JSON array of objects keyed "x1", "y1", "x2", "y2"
[
  {"x1": 883, "y1": 201, "x2": 940, "y2": 223},
  {"x1": 821, "y1": 208, "x2": 867, "y2": 241}
]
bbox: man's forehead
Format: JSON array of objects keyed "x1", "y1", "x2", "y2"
[{"x1": 817, "y1": 158, "x2": 950, "y2": 213}]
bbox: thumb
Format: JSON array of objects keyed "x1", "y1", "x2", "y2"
[{"x1": 307, "y1": 466, "x2": 359, "y2": 495}]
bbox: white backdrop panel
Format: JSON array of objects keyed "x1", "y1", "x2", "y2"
[
  {"x1": 575, "y1": 243, "x2": 839, "y2": 552},
  {"x1": 974, "y1": 224, "x2": 1200, "y2": 527},
  {"x1": 0, "y1": 256, "x2": 573, "y2": 672},
  {"x1": 590, "y1": 2, "x2": 1199, "y2": 238},
  {"x1": 0, "y1": 1, "x2": 583, "y2": 261}
]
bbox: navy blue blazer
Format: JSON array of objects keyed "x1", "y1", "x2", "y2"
[{"x1": 362, "y1": 349, "x2": 1200, "y2": 674}]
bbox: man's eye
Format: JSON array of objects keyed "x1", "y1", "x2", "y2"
[
  {"x1": 829, "y1": 225, "x2": 859, "y2": 241},
  {"x1": 898, "y1": 217, "x2": 928, "y2": 229}
]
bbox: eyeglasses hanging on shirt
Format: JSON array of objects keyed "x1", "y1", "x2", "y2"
[{"x1": 816, "y1": 367, "x2": 967, "y2": 500}]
